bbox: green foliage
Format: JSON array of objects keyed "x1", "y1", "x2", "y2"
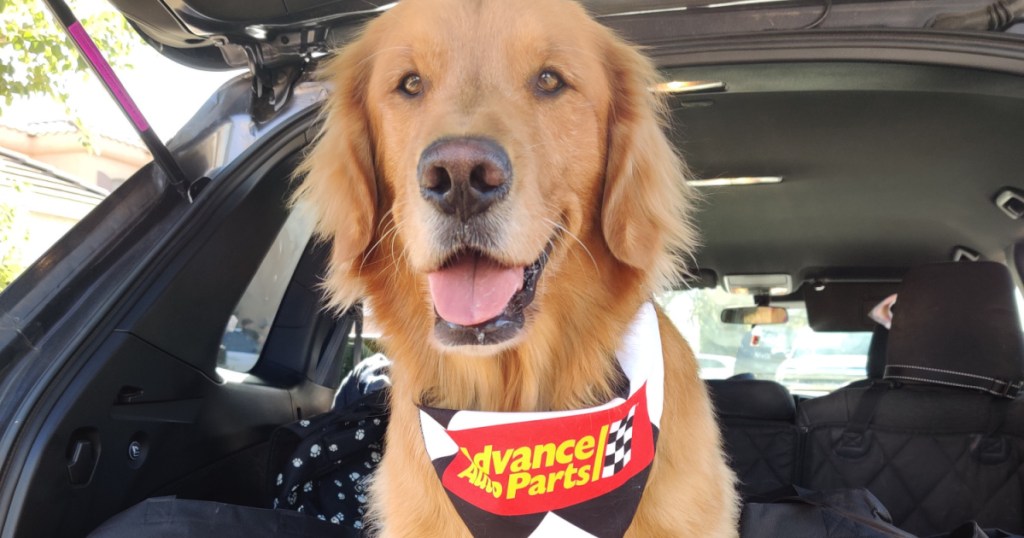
[
  {"x1": 0, "y1": 182, "x2": 29, "y2": 291},
  {"x1": 0, "y1": 0, "x2": 140, "y2": 117},
  {"x1": 0, "y1": 1, "x2": 140, "y2": 289}
]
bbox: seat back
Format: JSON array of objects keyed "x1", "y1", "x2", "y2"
[
  {"x1": 707, "y1": 378, "x2": 798, "y2": 498},
  {"x1": 797, "y1": 262, "x2": 1024, "y2": 536}
]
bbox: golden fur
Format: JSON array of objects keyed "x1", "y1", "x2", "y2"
[{"x1": 294, "y1": 0, "x2": 739, "y2": 535}]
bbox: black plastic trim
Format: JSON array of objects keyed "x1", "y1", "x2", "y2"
[
  {"x1": 647, "y1": 30, "x2": 1024, "y2": 75},
  {"x1": 0, "y1": 106, "x2": 321, "y2": 538}
]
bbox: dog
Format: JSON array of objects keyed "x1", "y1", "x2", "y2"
[{"x1": 294, "y1": 0, "x2": 739, "y2": 535}]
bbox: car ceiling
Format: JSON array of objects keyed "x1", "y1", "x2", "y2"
[
  {"x1": 666, "y1": 61, "x2": 1024, "y2": 286},
  {"x1": 101, "y1": 0, "x2": 1024, "y2": 287}
]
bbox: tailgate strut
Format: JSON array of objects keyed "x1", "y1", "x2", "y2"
[{"x1": 41, "y1": 0, "x2": 199, "y2": 202}]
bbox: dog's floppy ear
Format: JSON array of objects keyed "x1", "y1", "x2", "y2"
[
  {"x1": 601, "y1": 37, "x2": 697, "y2": 291},
  {"x1": 293, "y1": 36, "x2": 377, "y2": 310}
]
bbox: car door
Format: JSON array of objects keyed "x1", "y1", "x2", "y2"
[{"x1": 0, "y1": 68, "x2": 360, "y2": 535}]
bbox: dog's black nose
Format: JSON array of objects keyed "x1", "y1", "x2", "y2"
[{"x1": 418, "y1": 138, "x2": 511, "y2": 221}]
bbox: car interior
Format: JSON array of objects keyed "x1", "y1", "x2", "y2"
[{"x1": 2, "y1": 1, "x2": 1024, "y2": 537}]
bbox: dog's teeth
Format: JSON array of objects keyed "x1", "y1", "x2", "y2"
[{"x1": 476, "y1": 331, "x2": 485, "y2": 344}]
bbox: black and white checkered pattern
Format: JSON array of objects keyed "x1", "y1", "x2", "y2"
[
  {"x1": 602, "y1": 405, "x2": 636, "y2": 478},
  {"x1": 417, "y1": 304, "x2": 663, "y2": 537}
]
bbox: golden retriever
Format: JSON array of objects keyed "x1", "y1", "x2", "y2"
[{"x1": 295, "y1": 0, "x2": 738, "y2": 535}]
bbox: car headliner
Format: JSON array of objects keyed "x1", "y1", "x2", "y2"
[
  {"x1": 667, "y1": 61, "x2": 1024, "y2": 285},
  {"x1": 104, "y1": 0, "x2": 1024, "y2": 286}
]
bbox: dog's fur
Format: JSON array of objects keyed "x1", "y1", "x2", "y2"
[{"x1": 294, "y1": 0, "x2": 738, "y2": 535}]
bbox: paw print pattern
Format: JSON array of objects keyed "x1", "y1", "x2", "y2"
[{"x1": 272, "y1": 406, "x2": 388, "y2": 528}]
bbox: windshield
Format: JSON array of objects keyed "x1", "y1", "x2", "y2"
[{"x1": 658, "y1": 288, "x2": 872, "y2": 397}]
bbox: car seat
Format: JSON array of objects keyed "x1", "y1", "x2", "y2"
[
  {"x1": 797, "y1": 261, "x2": 1024, "y2": 535},
  {"x1": 707, "y1": 377, "x2": 799, "y2": 498}
]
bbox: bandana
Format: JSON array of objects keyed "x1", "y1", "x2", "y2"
[{"x1": 418, "y1": 302, "x2": 664, "y2": 537}]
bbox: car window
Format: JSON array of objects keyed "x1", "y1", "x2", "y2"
[
  {"x1": 0, "y1": 21, "x2": 235, "y2": 294},
  {"x1": 657, "y1": 288, "x2": 871, "y2": 396},
  {"x1": 1018, "y1": 290, "x2": 1024, "y2": 331},
  {"x1": 218, "y1": 206, "x2": 315, "y2": 376}
]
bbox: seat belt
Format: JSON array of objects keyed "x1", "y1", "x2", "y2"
[{"x1": 312, "y1": 305, "x2": 363, "y2": 389}]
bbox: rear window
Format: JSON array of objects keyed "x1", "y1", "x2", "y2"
[
  {"x1": 1018, "y1": 291, "x2": 1024, "y2": 330},
  {"x1": 217, "y1": 207, "x2": 315, "y2": 378},
  {"x1": 658, "y1": 288, "x2": 871, "y2": 397}
]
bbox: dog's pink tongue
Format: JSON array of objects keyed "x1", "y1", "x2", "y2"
[{"x1": 428, "y1": 253, "x2": 524, "y2": 327}]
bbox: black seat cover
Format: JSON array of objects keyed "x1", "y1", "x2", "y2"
[
  {"x1": 707, "y1": 378, "x2": 798, "y2": 498},
  {"x1": 798, "y1": 262, "x2": 1024, "y2": 536},
  {"x1": 884, "y1": 262, "x2": 1024, "y2": 397}
]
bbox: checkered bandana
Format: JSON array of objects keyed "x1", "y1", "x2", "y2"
[{"x1": 418, "y1": 303, "x2": 664, "y2": 538}]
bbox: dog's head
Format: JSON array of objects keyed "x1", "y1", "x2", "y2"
[{"x1": 296, "y1": 0, "x2": 695, "y2": 355}]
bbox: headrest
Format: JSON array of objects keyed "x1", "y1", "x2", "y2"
[
  {"x1": 884, "y1": 262, "x2": 1024, "y2": 398},
  {"x1": 706, "y1": 379, "x2": 795, "y2": 421}
]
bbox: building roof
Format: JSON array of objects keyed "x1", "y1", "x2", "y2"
[
  {"x1": 0, "y1": 120, "x2": 147, "y2": 151},
  {"x1": 0, "y1": 147, "x2": 108, "y2": 205}
]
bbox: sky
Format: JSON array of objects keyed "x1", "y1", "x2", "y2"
[{"x1": 3, "y1": 4, "x2": 241, "y2": 144}]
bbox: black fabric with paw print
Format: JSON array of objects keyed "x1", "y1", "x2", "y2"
[{"x1": 268, "y1": 389, "x2": 388, "y2": 535}]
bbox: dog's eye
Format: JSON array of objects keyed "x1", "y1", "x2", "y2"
[
  {"x1": 399, "y1": 74, "x2": 423, "y2": 96},
  {"x1": 536, "y1": 70, "x2": 565, "y2": 94}
]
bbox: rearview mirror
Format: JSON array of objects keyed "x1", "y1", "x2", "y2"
[{"x1": 720, "y1": 306, "x2": 789, "y2": 325}]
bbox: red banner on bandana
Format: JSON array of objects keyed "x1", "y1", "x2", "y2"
[{"x1": 439, "y1": 384, "x2": 654, "y2": 516}]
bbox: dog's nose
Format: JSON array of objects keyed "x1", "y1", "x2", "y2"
[{"x1": 418, "y1": 138, "x2": 511, "y2": 221}]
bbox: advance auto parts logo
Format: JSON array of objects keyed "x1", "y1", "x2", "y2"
[{"x1": 428, "y1": 386, "x2": 655, "y2": 517}]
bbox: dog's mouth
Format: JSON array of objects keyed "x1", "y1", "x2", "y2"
[{"x1": 426, "y1": 245, "x2": 550, "y2": 347}]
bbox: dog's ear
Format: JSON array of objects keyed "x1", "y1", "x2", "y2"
[
  {"x1": 293, "y1": 36, "x2": 378, "y2": 310},
  {"x1": 601, "y1": 37, "x2": 697, "y2": 290}
]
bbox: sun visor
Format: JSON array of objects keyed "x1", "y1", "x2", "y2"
[{"x1": 802, "y1": 282, "x2": 901, "y2": 332}]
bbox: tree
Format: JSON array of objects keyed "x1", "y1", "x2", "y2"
[
  {"x1": 0, "y1": 0, "x2": 140, "y2": 291},
  {"x1": 0, "y1": 182, "x2": 28, "y2": 290},
  {"x1": 0, "y1": 0, "x2": 140, "y2": 118}
]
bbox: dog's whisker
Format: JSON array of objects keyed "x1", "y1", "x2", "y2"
[
  {"x1": 541, "y1": 217, "x2": 598, "y2": 273},
  {"x1": 362, "y1": 220, "x2": 400, "y2": 272},
  {"x1": 386, "y1": 216, "x2": 413, "y2": 274},
  {"x1": 362, "y1": 212, "x2": 410, "y2": 276},
  {"x1": 364, "y1": 211, "x2": 398, "y2": 260}
]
